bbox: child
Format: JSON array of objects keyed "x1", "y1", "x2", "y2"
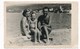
[{"x1": 28, "y1": 11, "x2": 41, "y2": 43}]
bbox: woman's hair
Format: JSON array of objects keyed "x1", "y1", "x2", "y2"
[
  {"x1": 22, "y1": 9, "x2": 28, "y2": 17},
  {"x1": 22, "y1": 9, "x2": 31, "y2": 17}
]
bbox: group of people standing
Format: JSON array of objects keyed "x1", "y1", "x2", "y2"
[{"x1": 21, "y1": 7, "x2": 52, "y2": 44}]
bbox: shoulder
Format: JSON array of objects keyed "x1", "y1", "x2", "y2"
[
  {"x1": 38, "y1": 15, "x2": 44, "y2": 18},
  {"x1": 38, "y1": 15, "x2": 44, "y2": 20},
  {"x1": 22, "y1": 17, "x2": 26, "y2": 21}
]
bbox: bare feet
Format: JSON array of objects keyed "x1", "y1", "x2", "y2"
[
  {"x1": 38, "y1": 40, "x2": 43, "y2": 43},
  {"x1": 34, "y1": 42, "x2": 38, "y2": 44},
  {"x1": 46, "y1": 40, "x2": 50, "y2": 44}
]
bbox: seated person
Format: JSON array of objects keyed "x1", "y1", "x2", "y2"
[
  {"x1": 22, "y1": 9, "x2": 31, "y2": 40},
  {"x1": 28, "y1": 11, "x2": 41, "y2": 43},
  {"x1": 37, "y1": 7, "x2": 52, "y2": 44}
]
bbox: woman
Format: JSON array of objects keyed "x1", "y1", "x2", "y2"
[{"x1": 21, "y1": 9, "x2": 31, "y2": 40}]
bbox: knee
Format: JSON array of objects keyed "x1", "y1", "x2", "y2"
[{"x1": 38, "y1": 32, "x2": 41, "y2": 35}]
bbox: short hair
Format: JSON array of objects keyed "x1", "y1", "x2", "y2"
[
  {"x1": 30, "y1": 11, "x2": 36, "y2": 17},
  {"x1": 43, "y1": 7, "x2": 49, "y2": 12}
]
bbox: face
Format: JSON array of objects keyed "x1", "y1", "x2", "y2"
[
  {"x1": 31, "y1": 13, "x2": 36, "y2": 21},
  {"x1": 43, "y1": 9, "x2": 48, "y2": 16},
  {"x1": 25, "y1": 11, "x2": 30, "y2": 17}
]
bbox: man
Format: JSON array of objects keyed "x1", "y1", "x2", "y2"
[{"x1": 37, "y1": 7, "x2": 52, "y2": 44}]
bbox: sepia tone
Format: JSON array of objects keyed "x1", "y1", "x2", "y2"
[{"x1": 4, "y1": 2, "x2": 78, "y2": 48}]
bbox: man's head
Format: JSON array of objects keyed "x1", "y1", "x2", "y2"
[{"x1": 43, "y1": 7, "x2": 49, "y2": 16}]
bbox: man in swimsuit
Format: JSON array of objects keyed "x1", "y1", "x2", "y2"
[{"x1": 37, "y1": 7, "x2": 52, "y2": 44}]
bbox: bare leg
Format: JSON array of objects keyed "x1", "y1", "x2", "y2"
[
  {"x1": 37, "y1": 29, "x2": 42, "y2": 43},
  {"x1": 38, "y1": 32, "x2": 41, "y2": 42},
  {"x1": 34, "y1": 30, "x2": 37, "y2": 44},
  {"x1": 31, "y1": 29, "x2": 37, "y2": 44},
  {"x1": 44, "y1": 26, "x2": 49, "y2": 44},
  {"x1": 26, "y1": 32, "x2": 31, "y2": 40}
]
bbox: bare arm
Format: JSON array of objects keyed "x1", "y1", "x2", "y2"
[
  {"x1": 37, "y1": 19, "x2": 41, "y2": 31},
  {"x1": 49, "y1": 16, "x2": 51, "y2": 25},
  {"x1": 22, "y1": 17, "x2": 29, "y2": 33}
]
